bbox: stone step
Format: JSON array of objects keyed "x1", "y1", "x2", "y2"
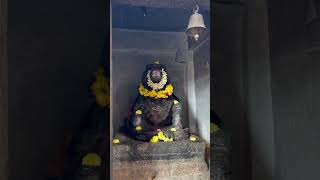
[
  {"x1": 113, "y1": 140, "x2": 206, "y2": 162},
  {"x1": 112, "y1": 139, "x2": 208, "y2": 179},
  {"x1": 112, "y1": 159, "x2": 209, "y2": 180}
]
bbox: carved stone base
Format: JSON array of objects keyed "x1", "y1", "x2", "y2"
[
  {"x1": 113, "y1": 159, "x2": 209, "y2": 180},
  {"x1": 112, "y1": 139, "x2": 209, "y2": 179}
]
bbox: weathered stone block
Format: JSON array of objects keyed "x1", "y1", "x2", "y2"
[
  {"x1": 112, "y1": 139, "x2": 209, "y2": 179},
  {"x1": 112, "y1": 159, "x2": 209, "y2": 180},
  {"x1": 113, "y1": 140, "x2": 206, "y2": 162}
]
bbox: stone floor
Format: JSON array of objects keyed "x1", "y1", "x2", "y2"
[
  {"x1": 113, "y1": 159, "x2": 209, "y2": 180},
  {"x1": 112, "y1": 134, "x2": 209, "y2": 180},
  {"x1": 112, "y1": 130, "x2": 230, "y2": 180}
]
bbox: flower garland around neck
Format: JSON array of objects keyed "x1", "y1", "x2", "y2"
[
  {"x1": 139, "y1": 83, "x2": 174, "y2": 99},
  {"x1": 146, "y1": 69, "x2": 168, "y2": 90}
]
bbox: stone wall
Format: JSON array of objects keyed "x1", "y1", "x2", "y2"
[
  {"x1": 193, "y1": 39, "x2": 210, "y2": 142},
  {"x1": 0, "y1": 0, "x2": 8, "y2": 179}
]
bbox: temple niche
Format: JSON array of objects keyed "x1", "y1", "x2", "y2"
[{"x1": 111, "y1": 1, "x2": 214, "y2": 179}]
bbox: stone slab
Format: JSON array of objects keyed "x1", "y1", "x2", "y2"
[
  {"x1": 113, "y1": 139, "x2": 206, "y2": 162},
  {"x1": 112, "y1": 159, "x2": 209, "y2": 180}
]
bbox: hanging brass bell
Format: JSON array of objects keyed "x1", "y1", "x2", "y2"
[{"x1": 186, "y1": 5, "x2": 206, "y2": 41}]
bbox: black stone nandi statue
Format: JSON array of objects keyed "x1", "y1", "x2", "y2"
[{"x1": 120, "y1": 61, "x2": 188, "y2": 142}]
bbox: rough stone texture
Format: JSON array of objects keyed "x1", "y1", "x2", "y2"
[
  {"x1": 0, "y1": 0, "x2": 8, "y2": 179},
  {"x1": 113, "y1": 139, "x2": 205, "y2": 162},
  {"x1": 113, "y1": 159, "x2": 209, "y2": 180},
  {"x1": 112, "y1": 138, "x2": 208, "y2": 179}
]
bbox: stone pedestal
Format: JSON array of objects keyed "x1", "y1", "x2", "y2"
[{"x1": 112, "y1": 140, "x2": 209, "y2": 180}]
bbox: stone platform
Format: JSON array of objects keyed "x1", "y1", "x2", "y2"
[{"x1": 112, "y1": 139, "x2": 209, "y2": 180}]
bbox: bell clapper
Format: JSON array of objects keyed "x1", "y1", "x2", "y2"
[{"x1": 194, "y1": 33, "x2": 200, "y2": 41}]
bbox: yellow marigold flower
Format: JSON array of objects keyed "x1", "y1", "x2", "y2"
[
  {"x1": 82, "y1": 153, "x2": 101, "y2": 167},
  {"x1": 210, "y1": 122, "x2": 220, "y2": 134},
  {"x1": 135, "y1": 126, "x2": 142, "y2": 131},
  {"x1": 135, "y1": 110, "x2": 142, "y2": 115},
  {"x1": 150, "y1": 136, "x2": 159, "y2": 143},
  {"x1": 169, "y1": 137, "x2": 174, "y2": 142},
  {"x1": 190, "y1": 135, "x2": 197, "y2": 141},
  {"x1": 170, "y1": 128, "x2": 177, "y2": 132},
  {"x1": 157, "y1": 131, "x2": 166, "y2": 140},
  {"x1": 138, "y1": 84, "x2": 174, "y2": 99},
  {"x1": 113, "y1": 139, "x2": 120, "y2": 144}
]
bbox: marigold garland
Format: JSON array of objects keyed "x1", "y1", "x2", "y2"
[
  {"x1": 139, "y1": 83, "x2": 173, "y2": 99},
  {"x1": 146, "y1": 69, "x2": 168, "y2": 90}
]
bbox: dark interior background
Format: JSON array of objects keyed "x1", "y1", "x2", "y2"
[
  {"x1": 214, "y1": 0, "x2": 320, "y2": 180},
  {"x1": 6, "y1": 1, "x2": 210, "y2": 180},
  {"x1": 1, "y1": 0, "x2": 320, "y2": 180},
  {"x1": 268, "y1": 1, "x2": 320, "y2": 179},
  {"x1": 7, "y1": 0, "x2": 107, "y2": 179}
]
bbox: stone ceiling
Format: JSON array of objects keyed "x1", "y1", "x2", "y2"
[
  {"x1": 112, "y1": 0, "x2": 210, "y2": 11},
  {"x1": 112, "y1": 5, "x2": 210, "y2": 32}
]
